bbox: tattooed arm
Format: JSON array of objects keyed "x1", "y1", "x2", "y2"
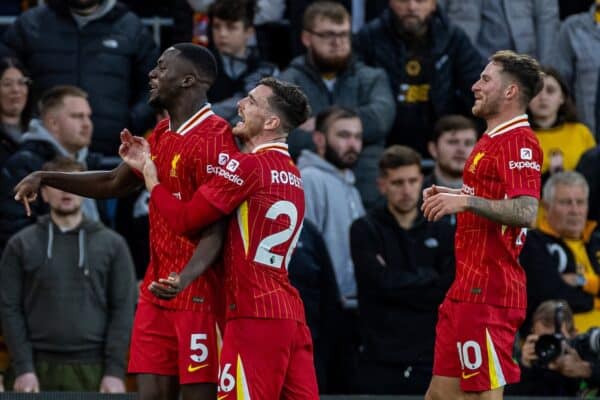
[
  {"x1": 466, "y1": 195, "x2": 538, "y2": 228},
  {"x1": 422, "y1": 193, "x2": 538, "y2": 228}
]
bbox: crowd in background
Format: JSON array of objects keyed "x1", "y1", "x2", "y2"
[{"x1": 0, "y1": 0, "x2": 599, "y2": 396}]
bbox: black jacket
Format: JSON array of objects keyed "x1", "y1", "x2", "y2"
[
  {"x1": 1, "y1": 0, "x2": 159, "y2": 156},
  {"x1": 350, "y1": 206, "x2": 455, "y2": 365},
  {"x1": 577, "y1": 146, "x2": 600, "y2": 223},
  {"x1": 519, "y1": 224, "x2": 600, "y2": 334},
  {"x1": 354, "y1": 8, "x2": 484, "y2": 153}
]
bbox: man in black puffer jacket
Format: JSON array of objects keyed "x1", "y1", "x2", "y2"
[{"x1": 1, "y1": 0, "x2": 159, "y2": 156}]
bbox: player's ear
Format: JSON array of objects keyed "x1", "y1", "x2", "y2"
[
  {"x1": 505, "y1": 83, "x2": 519, "y2": 101},
  {"x1": 264, "y1": 115, "x2": 280, "y2": 131},
  {"x1": 181, "y1": 74, "x2": 195, "y2": 88}
]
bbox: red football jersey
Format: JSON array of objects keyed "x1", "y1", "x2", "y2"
[
  {"x1": 447, "y1": 115, "x2": 542, "y2": 308},
  {"x1": 140, "y1": 105, "x2": 237, "y2": 311},
  {"x1": 199, "y1": 143, "x2": 306, "y2": 322}
]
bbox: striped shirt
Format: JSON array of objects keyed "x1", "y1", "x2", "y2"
[
  {"x1": 447, "y1": 115, "x2": 542, "y2": 308},
  {"x1": 139, "y1": 105, "x2": 237, "y2": 312},
  {"x1": 200, "y1": 143, "x2": 306, "y2": 322}
]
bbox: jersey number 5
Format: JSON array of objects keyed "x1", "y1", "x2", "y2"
[{"x1": 253, "y1": 200, "x2": 303, "y2": 270}]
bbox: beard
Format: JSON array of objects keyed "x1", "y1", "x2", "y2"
[
  {"x1": 53, "y1": 205, "x2": 81, "y2": 217},
  {"x1": 148, "y1": 95, "x2": 167, "y2": 110},
  {"x1": 472, "y1": 94, "x2": 503, "y2": 119},
  {"x1": 324, "y1": 145, "x2": 358, "y2": 169},
  {"x1": 67, "y1": 0, "x2": 101, "y2": 11},
  {"x1": 310, "y1": 49, "x2": 350, "y2": 74}
]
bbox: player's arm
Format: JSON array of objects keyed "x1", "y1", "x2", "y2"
[
  {"x1": 14, "y1": 163, "x2": 142, "y2": 216},
  {"x1": 149, "y1": 221, "x2": 227, "y2": 300},
  {"x1": 423, "y1": 193, "x2": 538, "y2": 228}
]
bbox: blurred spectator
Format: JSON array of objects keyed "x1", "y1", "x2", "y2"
[
  {"x1": 0, "y1": 85, "x2": 103, "y2": 251},
  {"x1": 354, "y1": 0, "x2": 484, "y2": 156},
  {"x1": 576, "y1": 145, "x2": 600, "y2": 223},
  {"x1": 438, "y1": 0, "x2": 559, "y2": 65},
  {"x1": 0, "y1": 157, "x2": 136, "y2": 392},
  {"x1": 0, "y1": 57, "x2": 32, "y2": 167},
  {"x1": 206, "y1": 0, "x2": 277, "y2": 123},
  {"x1": 519, "y1": 172, "x2": 600, "y2": 335},
  {"x1": 281, "y1": 1, "x2": 395, "y2": 209},
  {"x1": 506, "y1": 300, "x2": 600, "y2": 397},
  {"x1": 1, "y1": 0, "x2": 159, "y2": 156},
  {"x1": 350, "y1": 145, "x2": 454, "y2": 394},
  {"x1": 528, "y1": 67, "x2": 596, "y2": 178},
  {"x1": 423, "y1": 114, "x2": 477, "y2": 190},
  {"x1": 287, "y1": 219, "x2": 341, "y2": 392},
  {"x1": 297, "y1": 106, "x2": 365, "y2": 393},
  {"x1": 552, "y1": 0, "x2": 600, "y2": 137}
]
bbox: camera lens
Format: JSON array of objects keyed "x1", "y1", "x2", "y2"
[{"x1": 535, "y1": 334, "x2": 563, "y2": 364}]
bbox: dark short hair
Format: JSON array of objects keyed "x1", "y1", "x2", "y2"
[
  {"x1": 303, "y1": 1, "x2": 349, "y2": 31},
  {"x1": 378, "y1": 145, "x2": 422, "y2": 176},
  {"x1": 315, "y1": 105, "x2": 359, "y2": 135},
  {"x1": 432, "y1": 115, "x2": 478, "y2": 142},
  {"x1": 259, "y1": 77, "x2": 310, "y2": 133},
  {"x1": 38, "y1": 85, "x2": 88, "y2": 117},
  {"x1": 209, "y1": 0, "x2": 256, "y2": 27},
  {"x1": 42, "y1": 156, "x2": 86, "y2": 173},
  {"x1": 173, "y1": 43, "x2": 218, "y2": 85},
  {"x1": 490, "y1": 50, "x2": 544, "y2": 107}
]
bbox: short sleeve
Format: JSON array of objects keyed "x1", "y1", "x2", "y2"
[
  {"x1": 199, "y1": 153, "x2": 261, "y2": 214},
  {"x1": 497, "y1": 133, "x2": 543, "y2": 199}
]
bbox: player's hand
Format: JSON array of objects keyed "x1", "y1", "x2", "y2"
[
  {"x1": 142, "y1": 152, "x2": 159, "y2": 192},
  {"x1": 13, "y1": 172, "x2": 41, "y2": 217},
  {"x1": 149, "y1": 272, "x2": 182, "y2": 300},
  {"x1": 119, "y1": 129, "x2": 150, "y2": 172},
  {"x1": 422, "y1": 184, "x2": 458, "y2": 201},
  {"x1": 99, "y1": 375, "x2": 126, "y2": 393},
  {"x1": 13, "y1": 372, "x2": 39, "y2": 393},
  {"x1": 520, "y1": 334, "x2": 539, "y2": 368},
  {"x1": 422, "y1": 192, "x2": 468, "y2": 221}
]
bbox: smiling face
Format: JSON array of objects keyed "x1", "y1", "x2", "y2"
[
  {"x1": 471, "y1": 62, "x2": 508, "y2": 119},
  {"x1": 148, "y1": 48, "x2": 187, "y2": 109},
  {"x1": 0, "y1": 67, "x2": 28, "y2": 121}
]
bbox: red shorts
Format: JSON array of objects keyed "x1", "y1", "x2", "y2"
[
  {"x1": 432, "y1": 298, "x2": 525, "y2": 392},
  {"x1": 128, "y1": 298, "x2": 221, "y2": 384},
  {"x1": 217, "y1": 319, "x2": 318, "y2": 399}
]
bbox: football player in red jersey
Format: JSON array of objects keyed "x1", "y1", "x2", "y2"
[
  {"x1": 133, "y1": 78, "x2": 319, "y2": 399},
  {"x1": 13, "y1": 44, "x2": 237, "y2": 400},
  {"x1": 422, "y1": 51, "x2": 544, "y2": 399}
]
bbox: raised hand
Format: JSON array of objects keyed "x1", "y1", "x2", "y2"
[
  {"x1": 119, "y1": 129, "x2": 150, "y2": 172},
  {"x1": 13, "y1": 172, "x2": 41, "y2": 217}
]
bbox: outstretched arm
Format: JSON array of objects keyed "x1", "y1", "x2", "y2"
[{"x1": 422, "y1": 193, "x2": 538, "y2": 228}]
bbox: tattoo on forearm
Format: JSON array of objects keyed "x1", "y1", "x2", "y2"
[{"x1": 466, "y1": 196, "x2": 538, "y2": 227}]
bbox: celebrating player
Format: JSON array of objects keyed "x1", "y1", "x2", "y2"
[
  {"x1": 12, "y1": 44, "x2": 237, "y2": 400},
  {"x1": 422, "y1": 51, "x2": 544, "y2": 399},
  {"x1": 132, "y1": 77, "x2": 319, "y2": 399}
]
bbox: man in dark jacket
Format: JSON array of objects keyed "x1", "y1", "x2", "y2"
[
  {"x1": 350, "y1": 145, "x2": 455, "y2": 394},
  {"x1": 1, "y1": 0, "x2": 159, "y2": 156},
  {"x1": 520, "y1": 171, "x2": 600, "y2": 335},
  {"x1": 0, "y1": 85, "x2": 102, "y2": 251},
  {"x1": 280, "y1": 1, "x2": 395, "y2": 209},
  {"x1": 354, "y1": 0, "x2": 484, "y2": 156},
  {"x1": 0, "y1": 157, "x2": 136, "y2": 392}
]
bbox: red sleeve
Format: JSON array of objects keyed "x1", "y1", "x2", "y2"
[
  {"x1": 199, "y1": 154, "x2": 260, "y2": 214},
  {"x1": 150, "y1": 184, "x2": 224, "y2": 235},
  {"x1": 497, "y1": 132, "x2": 543, "y2": 199}
]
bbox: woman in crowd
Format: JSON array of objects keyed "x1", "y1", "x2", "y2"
[
  {"x1": 528, "y1": 67, "x2": 596, "y2": 177},
  {"x1": 0, "y1": 57, "x2": 31, "y2": 166}
]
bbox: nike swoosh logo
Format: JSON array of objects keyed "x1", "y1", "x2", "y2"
[
  {"x1": 462, "y1": 371, "x2": 480, "y2": 379},
  {"x1": 217, "y1": 395, "x2": 228, "y2": 400},
  {"x1": 187, "y1": 363, "x2": 209, "y2": 372}
]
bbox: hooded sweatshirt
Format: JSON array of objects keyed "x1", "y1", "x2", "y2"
[
  {"x1": 0, "y1": 119, "x2": 101, "y2": 249},
  {"x1": 0, "y1": 214, "x2": 136, "y2": 378},
  {"x1": 297, "y1": 150, "x2": 365, "y2": 304}
]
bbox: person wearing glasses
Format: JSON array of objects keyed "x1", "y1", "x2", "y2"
[
  {"x1": 354, "y1": 0, "x2": 484, "y2": 158},
  {"x1": 280, "y1": 0, "x2": 395, "y2": 211}
]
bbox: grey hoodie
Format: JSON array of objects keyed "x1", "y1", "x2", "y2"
[
  {"x1": 298, "y1": 150, "x2": 365, "y2": 305},
  {"x1": 21, "y1": 118, "x2": 100, "y2": 221},
  {"x1": 0, "y1": 214, "x2": 136, "y2": 378}
]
